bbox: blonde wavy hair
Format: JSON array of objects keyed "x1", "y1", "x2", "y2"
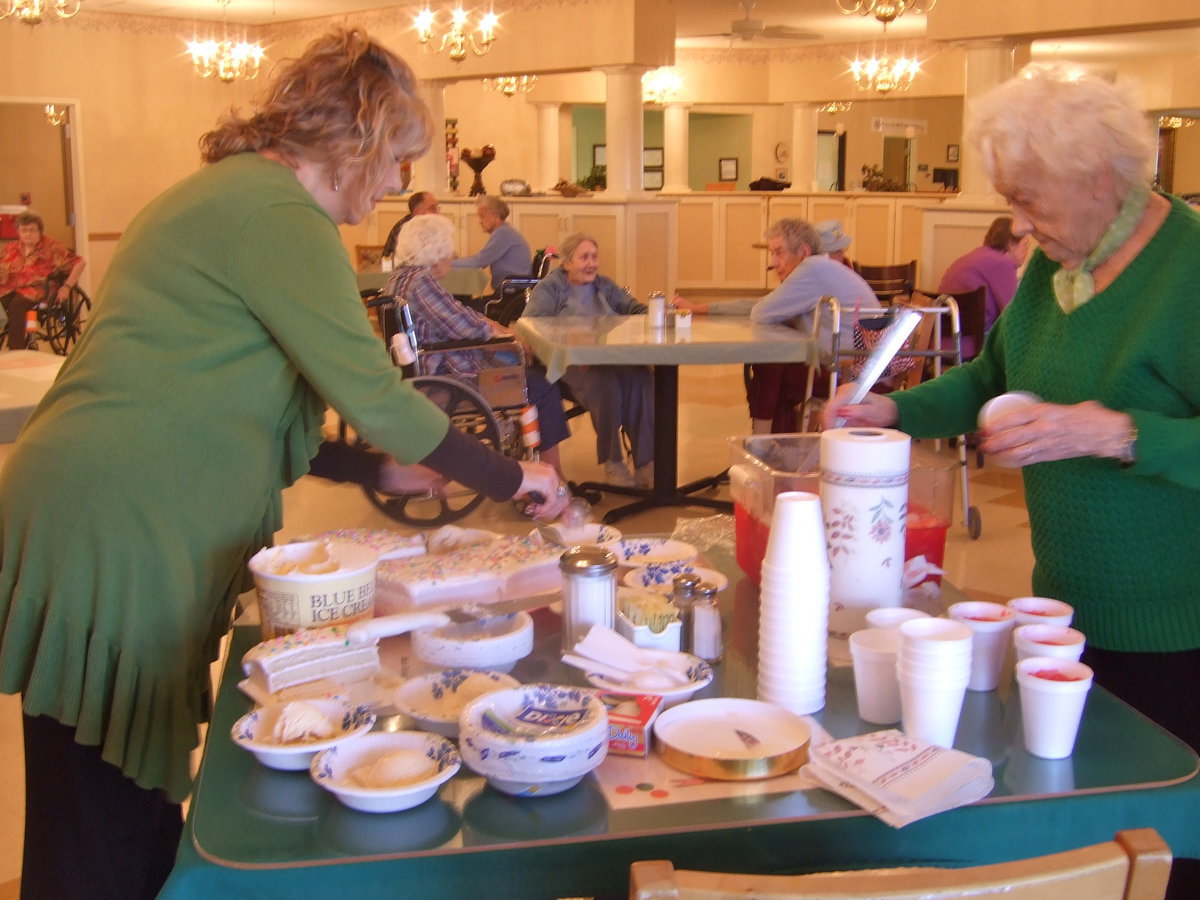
[
  {"x1": 199, "y1": 28, "x2": 431, "y2": 213},
  {"x1": 967, "y1": 64, "x2": 1156, "y2": 199}
]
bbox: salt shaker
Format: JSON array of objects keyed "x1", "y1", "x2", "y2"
[
  {"x1": 559, "y1": 546, "x2": 618, "y2": 652},
  {"x1": 671, "y1": 572, "x2": 702, "y2": 652},
  {"x1": 691, "y1": 582, "x2": 723, "y2": 662},
  {"x1": 647, "y1": 290, "x2": 666, "y2": 329}
]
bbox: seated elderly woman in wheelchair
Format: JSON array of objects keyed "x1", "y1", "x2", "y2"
[
  {"x1": 0, "y1": 211, "x2": 86, "y2": 350},
  {"x1": 385, "y1": 213, "x2": 570, "y2": 478}
]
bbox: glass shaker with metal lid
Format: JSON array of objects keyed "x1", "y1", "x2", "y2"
[
  {"x1": 671, "y1": 572, "x2": 702, "y2": 652},
  {"x1": 559, "y1": 546, "x2": 618, "y2": 651},
  {"x1": 691, "y1": 582, "x2": 723, "y2": 662}
]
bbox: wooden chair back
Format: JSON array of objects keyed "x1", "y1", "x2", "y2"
[
  {"x1": 854, "y1": 259, "x2": 917, "y2": 306},
  {"x1": 932, "y1": 285, "x2": 986, "y2": 361},
  {"x1": 629, "y1": 828, "x2": 1171, "y2": 900}
]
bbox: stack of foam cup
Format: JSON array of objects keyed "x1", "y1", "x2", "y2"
[
  {"x1": 865, "y1": 607, "x2": 930, "y2": 631},
  {"x1": 1015, "y1": 657, "x2": 1094, "y2": 759},
  {"x1": 897, "y1": 617, "x2": 973, "y2": 747},
  {"x1": 757, "y1": 491, "x2": 829, "y2": 715},
  {"x1": 947, "y1": 601, "x2": 1017, "y2": 692}
]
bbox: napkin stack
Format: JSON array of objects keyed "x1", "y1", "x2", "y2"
[
  {"x1": 802, "y1": 729, "x2": 994, "y2": 828},
  {"x1": 562, "y1": 624, "x2": 695, "y2": 692}
]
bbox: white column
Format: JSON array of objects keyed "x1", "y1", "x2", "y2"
[
  {"x1": 956, "y1": 42, "x2": 1019, "y2": 200},
  {"x1": 535, "y1": 102, "x2": 562, "y2": 193},
  {"x1": 662, "y1": 102, "x2": 690, "y2": 192},
  {"x1": 603, "y1": 66, "x2": 648, "y2": 198},
  {"x1": 785, "y1": 102, "x2": 819, "y2": 193},
  {"x1": 415, "y1": 79, "x2": 448, "y2": 195}
]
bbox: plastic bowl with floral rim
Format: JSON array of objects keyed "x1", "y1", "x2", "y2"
[
  {"x1": 599, "y1": 538, "x2": 698, "y2": 567},
  {"x1": 310, "y1": 731, "x2": 461, "y2": 814},
  {"x1": 394, "y1": 668, "x2": 520, "y2": 739},
  {"x1": 232, "y1": 699, "x2": 376, "y2": 771}
]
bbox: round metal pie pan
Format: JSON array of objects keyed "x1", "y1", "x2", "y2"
[{"x1": 653, "y1": 698, "x2": 811, "y2": 780}]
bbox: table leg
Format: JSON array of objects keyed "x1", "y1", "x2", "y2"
[{"x1": 590, "y1": 364, "x2": 731, "y2": 524}]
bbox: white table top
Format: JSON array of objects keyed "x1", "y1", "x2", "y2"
[
  {"x1": 514, "y1": 315, "x2": 816, "y2": 382},
  {"x1": 0, "y1": 351, "x2": 65, "y2": 442}
]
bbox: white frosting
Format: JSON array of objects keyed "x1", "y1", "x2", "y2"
[{"x1": 242, "y1": 625, "x2": 380, "y2": 695}]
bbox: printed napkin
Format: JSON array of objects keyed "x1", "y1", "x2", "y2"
[{"x1": 801, "y1": 730, "x2": 994, "y2": 828}]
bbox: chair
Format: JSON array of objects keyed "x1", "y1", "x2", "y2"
[
  {"x1": 931, "y1": 284, "x2": 986, "y2": 362},
  {"x1": 487, "y1": 276, "x2": 539, "y2": 327},
  {"x1": 629, "y1": 828, "x2": 1171, "y2": 900},
  {"x1": 854, "y1": 259, "x2": 917, "y2": 306},
  {"x1": 16, "y1": 271, "x2": 93, "y2": 356}
]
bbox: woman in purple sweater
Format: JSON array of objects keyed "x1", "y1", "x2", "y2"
[{"x1": 938, "y1": 215, "x2": 1028, "y2": 355}]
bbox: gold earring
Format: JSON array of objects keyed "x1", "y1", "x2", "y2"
[{"x1": 332, "y1": 172, "x2": 340, "y2": 193}]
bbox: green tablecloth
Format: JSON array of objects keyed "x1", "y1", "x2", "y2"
[{"x1": 356, "y1": 267, "x2": 489, "y2": 298}]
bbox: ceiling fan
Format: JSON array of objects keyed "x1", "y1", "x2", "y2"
[{"x1": 705, "y1": 1, "x2": 822, "y2": 43}]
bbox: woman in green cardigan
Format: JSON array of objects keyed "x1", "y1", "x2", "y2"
[
  {"x1": 0, "y1": 30, "x2": 566, "y2": 900},
  {"x1": 827, "y1": 64, "x2": 1200, "y2": 895}
]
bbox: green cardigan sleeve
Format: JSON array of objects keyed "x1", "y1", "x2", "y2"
[{"x1": 231, "y1": 202, "x2": 449, "y2": 465}]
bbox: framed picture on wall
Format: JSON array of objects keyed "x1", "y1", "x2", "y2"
[
  {"x1": 719, "y1": 157, "x2": 738, "y2": 182},
  {"x1": 592, "y1": 144, "x2": 607, "y2": 168},
  {"x1": 946, "y1": 144, "x2": 960, "y2": 163},
  {"x1": 643, "y1": 168, "x2": 664, "y2": 190},
  {"x1": 643, "y1": 147, "x2": 664, "y2": 167}
]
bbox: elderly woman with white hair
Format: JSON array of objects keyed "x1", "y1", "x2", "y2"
[
  {"x1": 389, "y1": 214, "x2": 569, "y2": 474},
  {"x1": 827, "y1": 67, "x2": 1200, "y2": 793}
]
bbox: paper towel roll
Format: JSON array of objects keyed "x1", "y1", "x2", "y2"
[{"x1": 820, "y1": 427, "x2": 911, "y2": 641}]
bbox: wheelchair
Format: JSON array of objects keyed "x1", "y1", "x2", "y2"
[
  {"x1": 352, "y1": 292, "x2": 542, "y2": 528},
  {"x1": 8, "y1": 272, "x2": 93, "y2": 355}
]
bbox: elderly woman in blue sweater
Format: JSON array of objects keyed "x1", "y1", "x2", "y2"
[{"x1": 525, "y1": 232, "x2": 653, "y2": 487}]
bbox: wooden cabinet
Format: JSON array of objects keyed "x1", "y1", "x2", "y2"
[{"x1": 675, "y1": 195, "x2": 767, "y2": 291}]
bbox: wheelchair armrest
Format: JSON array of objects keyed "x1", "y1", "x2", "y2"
[{"x1": 420, "y1": 335, "x2": 519, "y2": 352}]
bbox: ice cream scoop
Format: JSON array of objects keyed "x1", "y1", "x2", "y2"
[
  {"x1": 352, "y1": 750, "x2": 436, "y2": 788},
  {"x1": 273, "y1": 701, "x2": 336, "y2": 743}
]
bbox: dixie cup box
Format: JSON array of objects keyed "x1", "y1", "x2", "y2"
[{"x1": 596, "y1": 691, "x2": 664, "y2": 757}]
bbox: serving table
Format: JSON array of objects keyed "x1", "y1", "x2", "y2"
[
  {"x1": 162, "y1": 551, "x2": 1200, "y2": 900},
  {"x1": 514, "y1": 315, "x2": 817, "y2": 523}
]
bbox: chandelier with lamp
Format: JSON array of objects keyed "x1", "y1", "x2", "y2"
[
  {"x1": 483, "y1": 75, "x2": 536, "y2": 98},
  {"x1": 849, "y1": 22, "x2": 920, "y2": 95},
  {"x1": 44, "y1": 104, "x2": 68, "y2": 126},
  {"x1": 818, "y1": 101, "x2": 852, "y2": 113},
  {"x1": 642, "y1": 68, "x2": 682, "y2": 105},
  {"x1": 1, "y1": 0, "x2": 80, "y2": 26},
  {"x1": 414, "y1": 5, "x2": 498, "y2": 63},
  {"x1": 835, "y1": 0, "x2": 934, "y2": 24},
  {"x1": 188, "y1": 0, "x2": 265, "y2": 84}
]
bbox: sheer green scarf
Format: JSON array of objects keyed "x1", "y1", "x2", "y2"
[{"x1": 1052, "y1": 184, "x2": 1150, "y2": 313}]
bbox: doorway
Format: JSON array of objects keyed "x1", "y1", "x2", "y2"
[
  {"x1": 881, "y1": 135, "x2": 912, "y2": 190},
  {"x1": 816, "y1": 130, "x2": 847, "y2": 191}
]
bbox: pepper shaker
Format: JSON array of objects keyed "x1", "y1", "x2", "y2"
[
  {"x1": 559, "y1": 546, "x2": 618, "y2": 652},
  {"x1": 671, "y1": 572, "x2": 702, "y2": 652}
]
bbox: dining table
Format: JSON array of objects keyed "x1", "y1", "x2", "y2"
[
  {"x1": 160, "y1": 544, "x2": 1200, "y2": 900},
  {"x1": 514, "y1": 314, "x2": 818, "y2": 523}
]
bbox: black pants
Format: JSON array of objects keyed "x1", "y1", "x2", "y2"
[
  {"x1": 21, "y1": 713, "x2": 183, "y2": 900},
  {"x1": 0, "y1": 291, "x2": 35, "y2": 350},
  {"x1": 1081, "y1": 646, "x2": 1200, "y2": 898}
]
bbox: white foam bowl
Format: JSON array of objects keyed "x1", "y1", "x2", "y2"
[
  {"x1": 310, "y1": 731, "x2": 460, "y2": 814},
  {"x1": 232, "y1": 699, "x2": 376, "y2": 771},
  {"x1": 393, "y1": 669, "x2": 520, "y2": 738},
  {"x1": 412, "y1": 611, "x2": 535, "y2": 673},
  {"x1": 458, "y1": 684, "x2": 609, "y2": 797}
]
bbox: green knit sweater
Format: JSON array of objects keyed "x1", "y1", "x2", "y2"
[
  {"x1": 893, "y1": 195, "x2": 1200, "y2": 653},
  {"x1": 0, "y1": 154, "x2": 451, "y2": 800}
]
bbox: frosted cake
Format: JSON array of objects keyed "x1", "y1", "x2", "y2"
[
  {"x1": 375, "y1": 535, "x2": 563, "y2": 612},
  {"x1": 242, "y1": 624, "x2": 380, "y2": 695},
  {"x1": 303, "y1": 529, "x2": 426, "y2": 560}
]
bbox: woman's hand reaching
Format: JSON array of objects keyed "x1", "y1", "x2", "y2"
[
  {"x1": 515, "y1": 460, "x2": 572, "y2": 521},
  {"x1": 821, "y1": 384, "x2": 900, "y2": 430}
]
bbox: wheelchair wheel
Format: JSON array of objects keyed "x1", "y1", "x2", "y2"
[
  {"x1": 361, "y1": 375, "x2": 504, "y2": 528},
  {"x1": 42, "y1": 287, "x2": 92, "y2": 355}
]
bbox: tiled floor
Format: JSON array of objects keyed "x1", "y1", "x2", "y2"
[{"x1": 0, "y1": 362, "x2": 1033, "y2": 894}]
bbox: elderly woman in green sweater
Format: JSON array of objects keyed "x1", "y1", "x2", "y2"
[{"x1": 827, "y1": 67, "x2": 1200, "y2": 759}]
